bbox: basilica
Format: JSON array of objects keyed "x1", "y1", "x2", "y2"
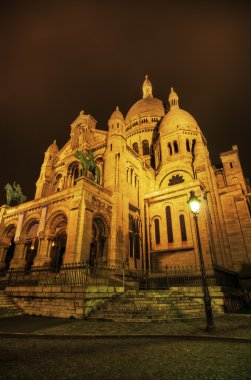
[{"x1": 1, "y1": 76, "x2": 251, "y2": 274}]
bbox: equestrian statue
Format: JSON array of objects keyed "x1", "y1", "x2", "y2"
[
  {"x1": 4, "y1": 182, "x2": 27, "y2": 206},
  {"x1": 74, "y1": 150, "x2": 101, "y2": 185}
]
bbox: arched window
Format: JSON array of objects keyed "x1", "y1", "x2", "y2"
[
  {"x1": 191, "y1": 139, "x2": 196, "y2": 154},
  {"x1": 166, "y1": 206, "x2": 173, "y2": 243},
  {"x1": 154, "y1": 219, "x2": 160, "y2": 244},
  {"x1": 186, "y1": 139, "x2": 190, "y2": 152},
  {"x1": 168, "y1": 143, "x2": 172, "y2": 156},
  {"x1": 173, "y1": 140, "x2": 179, "y2": 154},
  {"x1": 142, "y1": 140, "x2": 150, "y2": 155},
  {"x1": 179, "y1": 214, "x2": 187, "y2": 241},
  {"x1": 55, "y1": 174, "x2": 62, "y2": 192},
  {"x1": 133, "y1": 219, "x2": 140, "y2": 260},
  {"x1": 68, "y1": 162, "x2": 79, "y2": 186},
  {"x1": 129, "y1": 215, "x2": 134, "y2": 258},
  {"x1": 132, "y1": 142, "x2": 139, "y2": 154}
]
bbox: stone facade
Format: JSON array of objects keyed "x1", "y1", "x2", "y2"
[{"x1": 0, "y1": 77, "x2": 251, "y2": 273}]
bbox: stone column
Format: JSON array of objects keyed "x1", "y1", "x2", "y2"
[
  {"x1": 80, "y1": 207, "x2": 94, "y2": 264},
  {"x1": 0, "y1": 245, "x2": 7, "y2": 270},
  {"x1": 9, "y1": 241, "x2": 26, "y2": 269},
  {"x1": 33, "y1": 235, "x2": 53, "y2": 267}
]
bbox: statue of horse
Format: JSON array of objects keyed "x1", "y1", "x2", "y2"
[
  {"x1": 74, "y1": 150, "x2": 101, "y2": 185},
  {"x1": 4, "y1": 182, "x2": 27, "y2": 206}
]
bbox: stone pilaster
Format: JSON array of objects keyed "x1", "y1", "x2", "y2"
[{"x1": 9, "y1": 242, "x2": 26, "y2": 269}]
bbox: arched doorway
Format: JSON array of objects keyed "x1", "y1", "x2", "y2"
[
  {"x1": 50, "y1": 231, "x2": 67, "y2": 271},
  {"x1": 90, "y1": 217, "x2": 108, "y2": 266},
  {"x1": 4, "y1": 225, "x2": 16, "y2": 271},
  {"x1": 25, "y1": 238, "x2": 39, "y2": 271},
  {"x1": 47, "y1": 212, "x2": 68, "y2": 271},
  {"x1": 24, "y1": 221, "x2": 39, "y2": 271}
]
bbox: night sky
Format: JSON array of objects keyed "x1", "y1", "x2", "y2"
[{"x1": 1, "y1": 1, "x2": 251, "y2": 205}]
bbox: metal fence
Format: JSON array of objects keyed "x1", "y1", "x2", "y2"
[
  {"x1": 6, "y1": 263, "x2": 124, "y2": 287},
  {"x1": 4, "y1": 263, "x2": 240, "y2": 289},
  {"x1": 3, "y1": 263, "x2": 251, "y2": 314}
]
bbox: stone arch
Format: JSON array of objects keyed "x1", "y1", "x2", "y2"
[
  {"x1": 44, "y1": 207, "x2": 69, "y2": 235},
  {"x1": 54, "y1": 171, "x2": 64, "y2": 192},
  {"x1": 90, "y1": 213, "x2": 110, "y2": 266},
  {"x1": 45, "y1": 211, "x2": 68, "y2": 270},
  {"x1": 2, "y1": 223, "x2": 17, "y2": 270},
  {"x1": 22, "y1": 219, "x2": 40, "y2": 271},
  {"x1": 21, "y1": 216, "x2": 39, "y2": 239},
  {"x1": 142, "y1": 140, "x2": 150, "y2": 156},
  {"x1": 67, "y1": 160, "x2": 81, "y2": 187},
  {"x1": 158, "y1": 169, "x2": 193, "y2": 189},
  {"x1": 151, "y1": 216, "x2": 161, "y2": 245}
]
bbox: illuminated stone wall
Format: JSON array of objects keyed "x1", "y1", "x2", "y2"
[{"x1": 0, "y1": 77, "x2": 250, "y2": 273}]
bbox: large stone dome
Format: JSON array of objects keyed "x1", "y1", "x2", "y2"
[
  {"x1": 125, "y1": 75, "x2": 165, "y2": 124},
  {"x1": 126, "y1": 97, "x2": 165, "y2": 124}
]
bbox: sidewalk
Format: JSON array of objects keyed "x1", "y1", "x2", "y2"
[{"x1": 1, "y1": 314, "x2": 251, "y2": 341}]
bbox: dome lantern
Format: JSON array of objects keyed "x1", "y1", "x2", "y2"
[
  {"x1": 168, "y1": 87, "x2": 179, "y2": 109},
  {"x1": 142, "y1": 75, "x2": 153, "y2": 99},
  {"x1": 108, "y1": 106, "x2": 125, "y2": 135}
]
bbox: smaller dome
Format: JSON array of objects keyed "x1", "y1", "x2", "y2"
[
  {"x1": 109, "y1": 106, "x2": 124, "y2": 121},
  {"x1": 47, "y1": 140, "x2": 58, "y2": 154},
  {"x1": 159, "y1": 88, "x2": 199, "y2": 136},
  {"x1": 159, "y1": 108, "x2": 198, "y2": 136},
  {"x1": 168, "y1": 87, "x2": 179, "y2": 109}
]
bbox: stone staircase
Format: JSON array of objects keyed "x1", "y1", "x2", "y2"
[
  {"x1": 0, "y1": 289, "x2": 24, "y2": 318},
  {"x1": 88, "y1": 287, "x2": 224, "y2": 322}
]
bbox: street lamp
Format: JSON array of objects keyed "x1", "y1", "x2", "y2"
[{"x1": 188, "y1": 190, "x2": 215, "y2": 332}]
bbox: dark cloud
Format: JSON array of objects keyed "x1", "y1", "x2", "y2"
[{"x1": 0, "y1": 1, "x2": 251, "y2": 203}]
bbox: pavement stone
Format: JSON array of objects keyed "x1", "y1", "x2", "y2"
[{"x1": 1, "y1": 314, "x2": 251, "y2": 340}]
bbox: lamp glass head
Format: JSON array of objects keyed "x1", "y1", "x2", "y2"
[{"x1": 188, "y1": 191, "x2": 201, "y2": 214}]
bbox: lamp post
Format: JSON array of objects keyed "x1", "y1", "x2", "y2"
[{"x1": 188, "y1": 190, "x2": 215, "y2": 332}]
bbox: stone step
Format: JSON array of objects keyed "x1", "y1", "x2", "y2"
[
  {"x1": 87, "y1": 287, "x2": 223, "y2": 322},
  {"x1": 0, "y1": 290, "x2": 24, "y2": 317}
]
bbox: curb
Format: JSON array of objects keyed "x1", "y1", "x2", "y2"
[{"x1": 0, "y1": 332, "x2": 251, "y2": 343}]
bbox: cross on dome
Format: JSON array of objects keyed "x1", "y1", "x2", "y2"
[{"x1": 142, "y1": 75, "x2": 153, "y2": 99}]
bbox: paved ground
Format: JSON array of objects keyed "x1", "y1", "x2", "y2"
[
  {"x1": 1, "y1": 315, "x2": 251, "y2": 340},
  {"x1": 0, "y1": 337, "x2": 251, "y2": 380},
  {"x1": 1, "y1": 315, "x2": 251, "y2": 379}
]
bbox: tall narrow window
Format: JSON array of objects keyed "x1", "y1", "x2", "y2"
[
  {"x1": 173, "y1": 140, "x2": 179, "y2": 153},
  {"x1": 154, "y1": 219, "x2": 160, "y2": 244},
  {"x1": 142, "y1": 140, "x2": 150, "y2": 155},
  {"x1": 191, "y1": 139, "x2": 196, "y2": 154},
  {"x1": 129, "y1": 215, "x2": 134, "y2": 258},
  {"x1": 179, "y1": 214, "x2": 187, "y2": 241},
  {"x1": 168, "y1": 143, "x2": 172, "y2": 156},
  {"x1": 132, "y1": 142, "x2": 139, "y2": 154},
  {"x1": 134, "y1": 220, "x2": 140, "y2": 260},
  {"x1": 110, "y1": 144, "x2": 113, "y2": 151},
  {"x1": 166, "y1": 206, "x2": 173, "y2": 243},
  {"x1": 186, "y1": 139, "x2": 190, "y2": 152}
]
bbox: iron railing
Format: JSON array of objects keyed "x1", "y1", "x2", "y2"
[
  {"x1": 3, "y1": 263, "x2": 250, "y2": 314},
  {"x1": 4, "y1": 263, "x2": 240, "y2": 289}
]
